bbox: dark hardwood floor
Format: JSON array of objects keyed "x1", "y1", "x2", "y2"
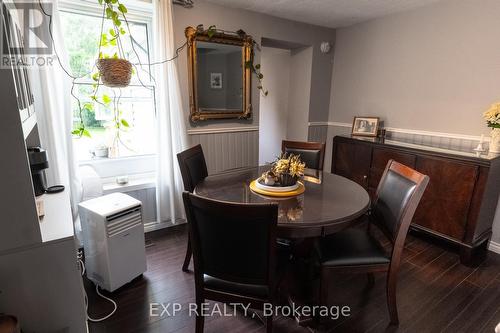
[{"x1": 86, "y1": 225, "x2": 500, "y2": 333}]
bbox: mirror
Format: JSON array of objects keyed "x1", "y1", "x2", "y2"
[
  {"x1": 196, "y1": 42, "x2": 243, "y2": 112},
  {"x1": 185, "y1": 26, "x2": 252, "y2": 122}
]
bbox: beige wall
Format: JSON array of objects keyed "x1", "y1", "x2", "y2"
[
  {"x1": 287, "y1": 47, "x2": 313, "y2": 141},
  {"x1": 329, "y1": 0, "x2": 500, "y2": 135},
  {"x1": 329, "y1": 0, "x2": 500, "y2": 245},
  {"x1": 173, "y1": 0, "x2": 335, "y2": 129},
  {"x1": 259, "y1": 47, "x2": 291, "y2": 164},
  {"x1": 259, "y1": 46, "x2": 313, "y2": 164}
]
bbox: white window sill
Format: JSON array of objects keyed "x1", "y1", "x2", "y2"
[
  {"x1": 79, "y1": 155, "x2": 157, "y2": 180},
  {"x1": 102, "y1": 173, "x2": 156, "y2": 194}
]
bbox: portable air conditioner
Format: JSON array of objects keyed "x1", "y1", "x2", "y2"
[{"x1": 78, "y1": 193, "x2": 147, "y2": 292}]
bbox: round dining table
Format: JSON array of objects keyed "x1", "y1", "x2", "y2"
[{"x1": 194, "y1": 166, "x2": 371, "y2": 238}]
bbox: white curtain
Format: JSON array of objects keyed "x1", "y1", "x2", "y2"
[
  {"x1": 153, "y1": 0, "x2": 188, "y2": 224},
  {"x1": 33, "y1": 0, "x2": 82, "y2": 238}
]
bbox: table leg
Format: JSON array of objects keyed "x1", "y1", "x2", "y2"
[{"x1": 279, "y1": 238, "x2": 320, "y2": 327}]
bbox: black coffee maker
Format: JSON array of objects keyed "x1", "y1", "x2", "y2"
[
  {"x1": 27, "y1": 147, "x2": 65, "y2": 196},
  {"x1": 27, "y1": 147, "x2": 49, "y2": 196}
]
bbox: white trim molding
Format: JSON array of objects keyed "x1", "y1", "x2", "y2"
[
  {"x1": 60, "y1": 0, "x2": 153, "y2": 19},
  {"x1": 187, "y1": 126, "x2": 259, "y2": 135},
  {"x1": 308, "y1": 121, "x2": 490, "y2": 141},
  {"x1": 489, "y1": 240, "x2": 500, "y2": 254},
  {"x1": 309, "y1": 121, "x2": 350, "y2": 128}
]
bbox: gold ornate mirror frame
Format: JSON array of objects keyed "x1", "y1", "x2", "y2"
[{"x1": 185, "y1": 26, "x2": 253, "y2": 122}]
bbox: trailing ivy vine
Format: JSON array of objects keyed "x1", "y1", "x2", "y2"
[{"x1": 39, "y1": 0, "x2": 269, "y2": 148}]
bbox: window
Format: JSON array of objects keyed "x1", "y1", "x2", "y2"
[{"x1": 59, "y1": 3, "x2": 156, "y2": 162}]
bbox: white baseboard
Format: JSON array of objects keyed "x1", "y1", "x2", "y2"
[{"x1": 489, "y1": 240, "x2": 500, "y2": 254}]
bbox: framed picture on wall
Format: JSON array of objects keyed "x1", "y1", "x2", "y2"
[
  {"x1": 352, "y1": 116, "x2": 380, "y2": 137},
  {"x1": 210, "y1": 73, "x2": 222, "y2": 89}
]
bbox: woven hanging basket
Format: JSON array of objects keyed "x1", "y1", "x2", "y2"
[{"x1": 97, "y1": 58, "x2": 132, "y2": 88}]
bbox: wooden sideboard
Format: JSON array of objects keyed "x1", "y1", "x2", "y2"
[{"x1": 331, "y1": 135, "x2": 500, "y2": 266}]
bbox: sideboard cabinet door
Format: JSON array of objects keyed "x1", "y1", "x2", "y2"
[
  {"x1": 369, "y1": 148, "x2": 416, "y2": 196},
  {"x1": 413, "y1": 156, "x2": 478, "y2": 241},
  {"x1": 332, "y1": 140, "x2": 372, "y2": 188}
]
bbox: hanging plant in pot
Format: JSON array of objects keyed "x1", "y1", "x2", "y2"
[
  {"x1": 484, "y1": 103, "x2": 500, "y2": 153},
  {"x1": 97, "y1": 57, "x2": 132, "y2": 88},
  {"x1": 71, "y1": 0, "x2": 135, "y2": 151},
  {"x1": 95, "y1": 0, "x2": 132, "y2": 88}
]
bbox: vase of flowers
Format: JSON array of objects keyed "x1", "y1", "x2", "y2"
[
  {"x1": 278, "y1": 173, "x2": 295, "y2": 187},
  {"x1": 484, "y1": 103, "x2": 500, "y2": 153},
  {"x1": 271, "y1": 154, "x2": 306, "y2": 186}
]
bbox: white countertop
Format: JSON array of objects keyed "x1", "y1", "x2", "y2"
[{"x1": 38, "y1": 188, "x2": 74, "y2": 243}]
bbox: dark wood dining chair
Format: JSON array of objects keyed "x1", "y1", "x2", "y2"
[
  {"x1": 314, "y1": 160, "x2": 429, "y2": 325},
  {"x1": 177, "y1": 144, "x2": 208, "y2": 272},
  {"x1": 281, "y1": 140, "x2": 326, "y2": 170},
  {"x1": 182, "y1": 192, "x2": 279, "y2": 333}
]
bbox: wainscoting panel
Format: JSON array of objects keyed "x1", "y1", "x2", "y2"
[
  {"x1": 385, "y1": 131, "x2": 486, "y2": 153},
  {"x1": 312, "y1": 122, "x2": 488, "y2": 153},
  {"x1": 189, "y1": 129, "x2": 259, "y2": 175},
  {"x1": 308, "y1": 125, "x2": 328, "y2": 143}
]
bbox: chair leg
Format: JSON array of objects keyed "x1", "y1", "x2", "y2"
[
  {"x1": 266, "y1": 315, "x2": 273, "y2": 333},
  {"x1": 386, "y1": 273, "x2": 399, "y2": 325},
  {"x1": 195, "y1": 313, "x2": 204, "y2": 333},
  {"x1": 195, "y1": 298, "x2": 204, "y2": 333},
  {"x1": 319, "y1": 268, "x2": 328, "y2": 306},
  {"x1": 182, "y1": 237, "x2": 192, "y2": 272}
]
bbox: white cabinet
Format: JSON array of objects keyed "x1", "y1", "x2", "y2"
[
  {"x1": 0, "y1": 1, "x2": 87, "y2": 331},
  {"x1": 0, "y1": 239, "x2": 87, "y2": 333}
]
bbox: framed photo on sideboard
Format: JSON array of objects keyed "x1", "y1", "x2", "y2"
[{"x1": 352, "y1": 117, "x2": 380, "y2": 137}]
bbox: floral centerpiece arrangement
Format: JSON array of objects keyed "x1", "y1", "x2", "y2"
[
  {"x1": 483, "y1": 103, "x2": 500, "y2": 153},
  {"x1": 261, "y1": 154, "x2": 306, "y2": 187}
]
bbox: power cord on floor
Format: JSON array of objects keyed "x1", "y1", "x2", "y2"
[{"x1": 78, "y1": 257, "x2": 117, "y2": 322}]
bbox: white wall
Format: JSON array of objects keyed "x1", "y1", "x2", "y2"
[
  {"x1": 287, "y1": 47, "x2": 313, "y2": 141},
  {"x1": 328, "y1": 0, "x2": 500, "y2": 245},
  {"x1": 259, "y1": 46, "x2": 314, "y2": 164},
  {"x1": 259, "y1": 47, "x2": 291, "y2": 164}
]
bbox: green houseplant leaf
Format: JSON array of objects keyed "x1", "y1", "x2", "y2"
[
  {"x1": 207, "y1": 25, "x2": 217, "y2": 39},
  {"x1": 102, "y1": 94, "x2": 112, "y2": 104},
  {"x1": 118, "y1": 4, "x2": 127, "y2": 13}
]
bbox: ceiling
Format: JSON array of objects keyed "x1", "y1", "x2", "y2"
[{"x1": 205, "y1": 0, "x2": 443, "y2": 28}]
